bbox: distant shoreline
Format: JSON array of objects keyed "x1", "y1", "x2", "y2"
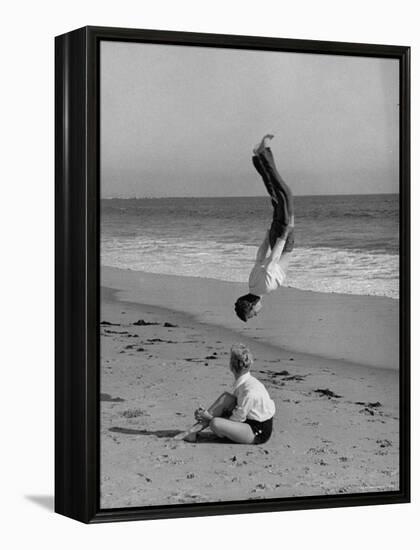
[{"x1": 101, "y1": 192, "x2": 399, "y2": 200}]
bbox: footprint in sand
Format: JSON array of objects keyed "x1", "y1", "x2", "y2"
[
  {"x1": 376, "y1": 439, "x2": 392, "y2": 448},
  {"x1": 251, "y1": 483, "x2": 268, "y2": 493},
  {"x1": 136, "y1": 473, "x2": 152, "y2": 483}
]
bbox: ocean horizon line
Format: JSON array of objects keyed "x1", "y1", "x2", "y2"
[{"x1": 101, "y1": 192, "x2": 399, "y2": 200}]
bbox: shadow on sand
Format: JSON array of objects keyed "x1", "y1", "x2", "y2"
[
  {"x1": 109, "y1": 427, "x2": 182, "y2": 438},
  {"x1": 109, "y1": 426, "x2": 230, "y2": 444}
]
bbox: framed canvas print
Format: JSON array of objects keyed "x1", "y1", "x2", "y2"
[{"x1": 55, "y1": 26, "x2": 410, "y2": 523}]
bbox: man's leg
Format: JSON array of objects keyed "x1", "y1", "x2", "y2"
[
  {"x1": 256, "y1": 147, "x2": 294, "y2": 249},
  {"x1": 257, "y1": 147, "x2": 294, "y2": 225},
  {"x1": 252, "y1": 155, "x2": 277, "y2": 207},
  {"x1": 252, "y1": 136, "x2": 294, "y2": 251}
]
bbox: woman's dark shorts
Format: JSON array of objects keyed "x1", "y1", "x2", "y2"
[{"x1": 245, "y1": 417, "x2": 273, "y2": 444}]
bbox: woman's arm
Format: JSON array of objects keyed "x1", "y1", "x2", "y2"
[{"x1": 229, "y1": 388, "x2": 252, "y2": 423}]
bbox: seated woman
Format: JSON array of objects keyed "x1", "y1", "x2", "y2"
[
  {"x1": 175, "y1": 343, "x2": 275, "y2": 445},
  {"x1": 235, "y1": 135, "x2": 295, "y2": 322}
]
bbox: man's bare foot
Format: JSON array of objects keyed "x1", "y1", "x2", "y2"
[{"x1": 253, "y1": 134, "x2": 274, "y2": 155}]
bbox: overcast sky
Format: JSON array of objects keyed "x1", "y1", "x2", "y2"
[{"x1": 101, "y1": 41, "x2": 399, "y2": 198}]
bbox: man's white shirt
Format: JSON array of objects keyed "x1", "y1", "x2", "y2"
[{"x1": 248, "y1": 257, "x2": 286, "y2": 296}]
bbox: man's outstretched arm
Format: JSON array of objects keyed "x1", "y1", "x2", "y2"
[
  {"x1": 269, "y1": 235, "x2": 288, "y2": 262},
  {"x1": 269, "y1": 221, "x2": 294, "y2": 262},
  {"x1": 255, "y1": 231, "x2": 271, "y2": 263}
]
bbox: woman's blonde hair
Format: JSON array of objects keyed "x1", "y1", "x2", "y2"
[{"x1": 230, "y1": 343, "x2": 253, "y2": 374}]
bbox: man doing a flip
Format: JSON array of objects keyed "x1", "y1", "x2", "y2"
[{"x1": 235, "y1": 135, "x2": 295, "y2": 322}]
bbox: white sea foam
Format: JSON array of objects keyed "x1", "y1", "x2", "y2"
[{"x1": 101, "y1": 237, "x2": 399, "y2": 299}]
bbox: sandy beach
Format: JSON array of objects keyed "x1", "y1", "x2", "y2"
[{"x1": 100, "y1": 267, "x2": 399, "y2": 509}]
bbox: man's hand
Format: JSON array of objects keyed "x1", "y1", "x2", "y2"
[
  {"x1": 194, "y1": 407, "x2": 213, "y2": 423},
  {"x1": 282, "y1": 220, "x2": 294, "y2": 238}
]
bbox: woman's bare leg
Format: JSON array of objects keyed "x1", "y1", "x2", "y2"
[
  {"x1": 209, "y1": 417, "x2": 255, "y2": 444},
  {"x1": 174, "y1": 392, "x2": 237, "y2": 441}
]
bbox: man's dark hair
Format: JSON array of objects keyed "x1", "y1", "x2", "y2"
[{"x1": 234, "y1": 293, "x2": 260, "y2": 322}]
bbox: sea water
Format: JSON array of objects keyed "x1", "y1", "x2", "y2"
[{"x1": 101, "y1": 194, "x2": 399, "y2": 299}]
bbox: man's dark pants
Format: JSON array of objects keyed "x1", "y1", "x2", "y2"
[{"x1": 252, "y1": 147, "x2": 295, "y2": 252}]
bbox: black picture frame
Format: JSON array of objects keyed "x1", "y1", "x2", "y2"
[{"x1": 55, "y1": 25, "x2": 410, "y2": 524}]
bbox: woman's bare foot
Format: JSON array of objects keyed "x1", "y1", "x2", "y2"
[
  {"x1": 173, "y1": 430, "x2": 197, "y2": 442},
  {"x1": 174, "y1": 421, "x2": 207, "y2": 441},
  {"x1": 253, "y1": 134, "x2": 274, "y2": 155},
  {"x1": 183, "y1": 432, "x2": 198, "y2": 442}
]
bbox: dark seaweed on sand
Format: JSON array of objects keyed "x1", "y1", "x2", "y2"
[
  {"x1": 314, "y1": 388, "x2": 342, "y2": 399},
  {"x1": 100, "y1": 393, "x2": 125, "y2": 402},
  {"x1": 355, "y1": 401, "x2": 382, "y2": 408},
  {"x1": 259, "y1": 370, "x2": 290, "y2": 377},
  {"x1": 147, "y1": 338, "x2": 177, "y2": 344}
]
